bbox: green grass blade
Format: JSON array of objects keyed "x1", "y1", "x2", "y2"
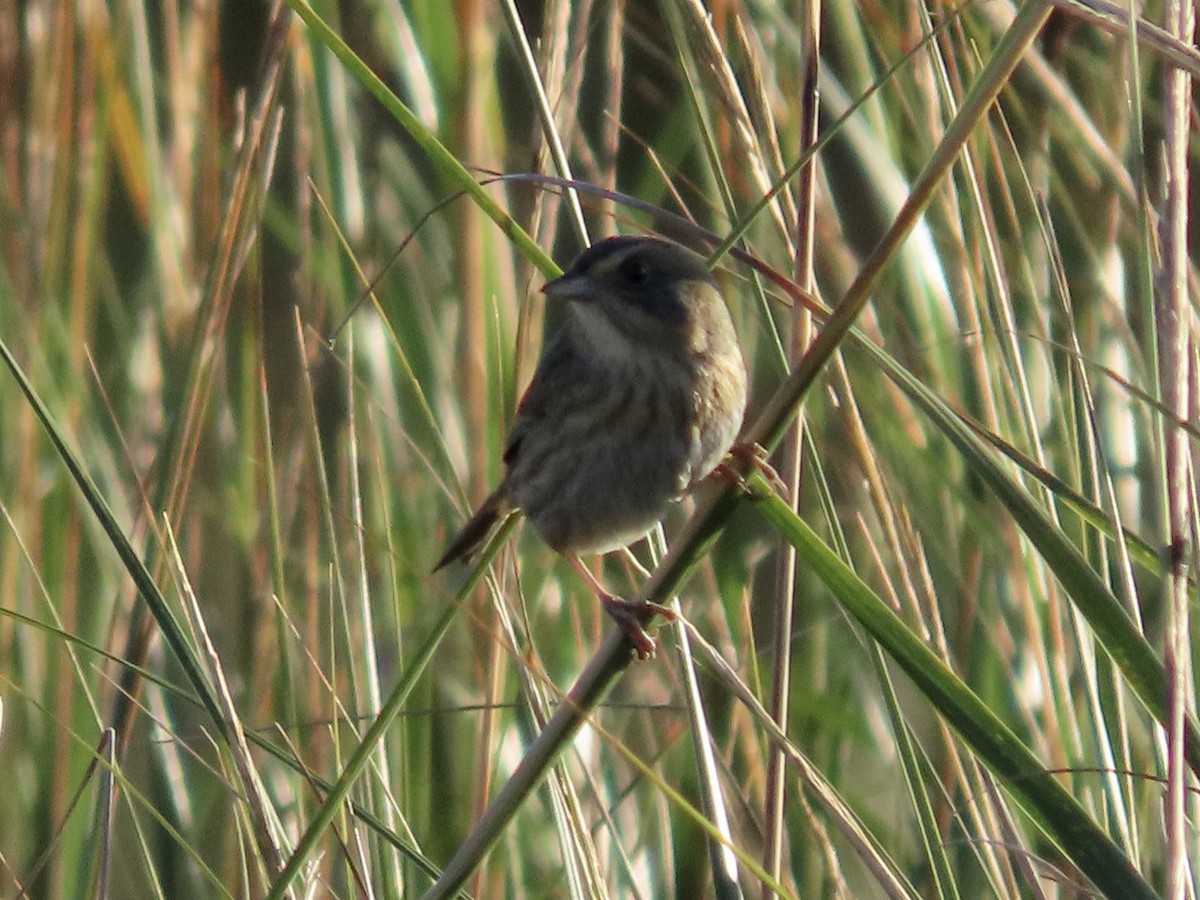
[
  {"x1": 746, "y1": 471, "x2": 1155, "y2": 900},
  {"x1": 0, "y1": 334, "x2": 226, "y2": 736}
]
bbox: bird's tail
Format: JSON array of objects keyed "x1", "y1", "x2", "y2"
[{"x1": 433, "y1": 487, "x2": 513, "y2": 571}]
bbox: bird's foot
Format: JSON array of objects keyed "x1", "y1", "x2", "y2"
[
  {"x1": 711, "y1": 442, "x2": 786, "y2": 497},
  {"x1": 601, "y1": 594, "x2": 676, "y2": 661}
]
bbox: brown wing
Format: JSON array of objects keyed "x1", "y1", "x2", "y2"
[
  {"x1": 435, "y1": 324, "x2": 592, "y2": 571},
  {"x1": 502, "y1": 323, "x2": 593, "y2": 468}
]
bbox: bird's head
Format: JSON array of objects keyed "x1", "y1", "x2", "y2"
[{"x1": 542, "y1": 236, "x2": 732, "y2": 353}]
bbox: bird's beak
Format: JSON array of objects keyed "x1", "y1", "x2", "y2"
[{"x1": 541, "y1": 272, "x2": 593, "y2": 302}]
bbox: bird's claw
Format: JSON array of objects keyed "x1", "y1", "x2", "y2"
[
  {"x1": 711, "y1": 442, "x2": 786, "y2": 498},
  {"x1": 601, "y1": 594, "x2": 675, "y2": 660}
]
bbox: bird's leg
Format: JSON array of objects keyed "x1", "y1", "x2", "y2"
[
  {"x1": 568, "y1": 556, "x2": 674, "y2": 660},
  {"x1": 711, "y1": 441, "x2": 787, "y2": 496}
]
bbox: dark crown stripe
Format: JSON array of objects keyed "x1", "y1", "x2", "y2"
[{"x1": 570, "y1": 235, "x2": 647, "y2": 272}]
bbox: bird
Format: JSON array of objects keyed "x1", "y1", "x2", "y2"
[{"x1": 434, "y1": 235, "x2": 748, "y2": 658}]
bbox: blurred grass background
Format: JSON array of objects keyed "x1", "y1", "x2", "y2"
[{"x1": 0, "y1": 0, "x2": 1196, "y2": 897}]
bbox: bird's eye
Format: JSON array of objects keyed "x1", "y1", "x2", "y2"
[{"x1": 621, "y1": 257, "x2": 650, "y2": 285}]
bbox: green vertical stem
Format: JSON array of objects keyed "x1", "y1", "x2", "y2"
[
  {"x1": 1157, "y1": 0, "x2": 1195, "y2": 892},
  {"x1": 762, "y1": 0, "x2": 821, "y2": 894}
]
